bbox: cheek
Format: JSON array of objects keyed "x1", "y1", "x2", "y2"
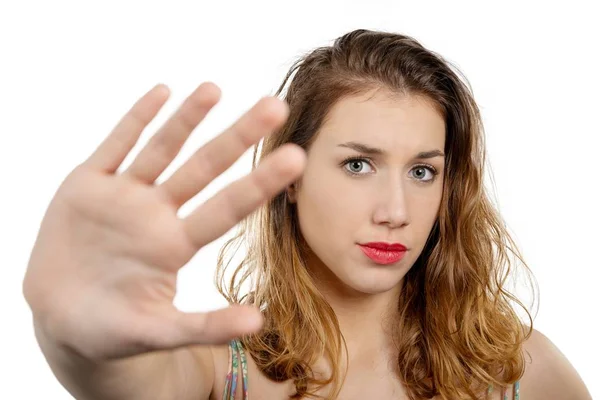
[
  {"x1": 296, "y1": 174, "x2": 363, "y2": 251},
  {"x1": 299, "y1": 180, "x2": 345, "y2": 230},
  {"x1": 409, "y1": 191, "x2": 442, "y2": 232},
  {"x1": 301, "y1": 171, "x2": 368, "y2": 223}
]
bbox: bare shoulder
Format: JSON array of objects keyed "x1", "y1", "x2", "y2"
[
  {"x1": 207, "y1": 343, "x2": 256, "y2": 400},
  {"x1": 187, "y1": 343, "x2": 249, "y2": 400},
  {"x1": 178, "y1": 345, "x2": 216, "y2": 400},
  {"x1": 207, "y1": 343, "x2": 232, "y2": 400},
  {"x1": 519, "y1": 328, "x2": 592, "y2": 400},
  {"x1": 207, "y1": 341, "x2": 297, "y2": 400}
]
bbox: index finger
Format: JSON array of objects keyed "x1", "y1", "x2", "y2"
[
  {"x1": 83, "y1": 84, "x2": 170, "y2": 173},
  {"x1": 181, "y1": 143, "x2": 306, "y2": 249}
]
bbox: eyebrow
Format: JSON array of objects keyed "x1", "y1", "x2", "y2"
[{"x1": 337, "y1": 141, "x2": 445, "y2": 159}]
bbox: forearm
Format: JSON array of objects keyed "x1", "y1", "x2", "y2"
[{"x1": 34, "y1": 321, "x2": 176, "y2": 400}]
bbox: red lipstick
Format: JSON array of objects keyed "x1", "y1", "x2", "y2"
[{"x1": 358, "y1": 242, "x2": 407, "y2": 265}]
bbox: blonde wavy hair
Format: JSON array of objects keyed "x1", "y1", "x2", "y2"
[{"x1": 215, "y1": 29, "x2": 538, "y2": 400}]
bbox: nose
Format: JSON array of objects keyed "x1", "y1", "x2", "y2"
[{"x1": 372, "y1": 182, "x2": 410, "y2": 228}]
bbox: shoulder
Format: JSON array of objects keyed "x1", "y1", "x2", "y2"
[
  {"x1": 189, "y1": 343, "x2": 244, "y2": 400},
  {"x1": 207, "y1": 340, "x2": 297, "y2": 400},
  {"x1": 206, "y1": 343, "x2": 232, "y2": 400},
  {"x1": 519, "y1": 328, "x2": 592, "y2": 400}
]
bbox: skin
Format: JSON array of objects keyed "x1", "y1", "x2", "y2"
[
  {"x1": 289, "y1": 89, "x2": 445, "y2": 371},
  {"x1": 23, "y1": 83, "x2": 592, "y2": 400}
]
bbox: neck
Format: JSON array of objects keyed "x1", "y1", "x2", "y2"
[
  {"x1": 305, "y1": 254, "x2": 403, "y2": 362},
  {"x1": 331, "y1": 290, "x2": 400, "y2": 359}
]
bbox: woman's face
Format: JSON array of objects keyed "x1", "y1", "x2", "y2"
[{"x1": 289, "y1": 89, "x2": 446, "y2": 296}]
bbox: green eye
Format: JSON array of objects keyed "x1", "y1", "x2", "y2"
[{"x1": 342, "y1": 157, "x2": 374, "y2": 175}]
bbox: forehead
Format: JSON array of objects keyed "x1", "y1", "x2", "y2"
[{"x1": 315, "y1": 89, "x2": 446, "y2": 151}]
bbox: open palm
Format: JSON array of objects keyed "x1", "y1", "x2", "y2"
[{"x1": 23, "y1": 83, "x2": 306, "y2": 361}]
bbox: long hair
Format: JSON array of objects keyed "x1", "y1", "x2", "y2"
[{"x1": 215, "y1": 29, "x2": 537, "y2": 400}]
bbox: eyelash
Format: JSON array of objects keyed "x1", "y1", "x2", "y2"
[{"x1": 340, "y1": 156, "x2": 439, "y2": 183}]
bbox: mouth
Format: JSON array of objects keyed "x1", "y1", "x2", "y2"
[{"x1": 358, "y1": 242, "x2": 407, "y2": 265}]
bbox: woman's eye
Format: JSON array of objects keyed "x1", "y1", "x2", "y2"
[
  {"x1": 411, "y1": 166, "x2": 436, "y2": 182},
  {"x1": 344, "y1": 159, "x2": 373, "y2": 174}
]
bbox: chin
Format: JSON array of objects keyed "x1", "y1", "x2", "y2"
[
  {"x1": 306, "y1": 248, "x2": 410, "y2": 296},
  {"x1": 340, "y1": 268, "x2": 406, "y2": 295}
]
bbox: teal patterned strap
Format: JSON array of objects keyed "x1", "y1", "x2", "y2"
[
  {"x1": 223, "y1": 339, "x2": 249, "y2": 400},
  {"x1": 493, "y1": 380, "x2": 520, "y2": 400}
]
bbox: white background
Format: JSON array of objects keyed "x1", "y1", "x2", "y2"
[{"x1": 1, "y1": 0, "x2": 598, "y2": 398}]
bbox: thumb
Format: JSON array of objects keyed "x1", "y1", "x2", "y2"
[{"x1": 146, "y1": 304, "x2": 265, "y2": 350}]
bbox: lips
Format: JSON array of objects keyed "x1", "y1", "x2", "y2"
[
  {"x1": 358, "y1": 242, "x2": 407, "y2": 265},
  {"x1": 360, "y1": 242, "x2": 407, "y2": 251}
]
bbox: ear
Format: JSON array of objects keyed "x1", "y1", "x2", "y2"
[{"x1": 286, "y1": 183, "x2": 297, "y2": 203}]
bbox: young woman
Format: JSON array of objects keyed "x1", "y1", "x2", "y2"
[{"x1": 23, "y1": 29, "x2": 591, "y2": 400}]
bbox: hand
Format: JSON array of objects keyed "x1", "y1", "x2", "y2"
[{"x1": 22, "y1": 82, "x2": 306, "y2": 361}]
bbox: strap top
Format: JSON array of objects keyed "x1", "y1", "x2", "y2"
[
  {"x1": 223, "y1": 339, "x2": 520, "y2": 399},
  {"x1": 223, "y1": 339, "x2": 249, "y2": 400},
  {"x1": 501, "y1": 380, "x2": 520, "y2": 400}
]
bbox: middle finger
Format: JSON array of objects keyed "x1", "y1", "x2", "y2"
[
  {"x1": 122, "y1": 82, "x2": 221, "y2": 183},
  {"x1": 158, "y1": 96, "x2": 289, "y2": 208}
]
